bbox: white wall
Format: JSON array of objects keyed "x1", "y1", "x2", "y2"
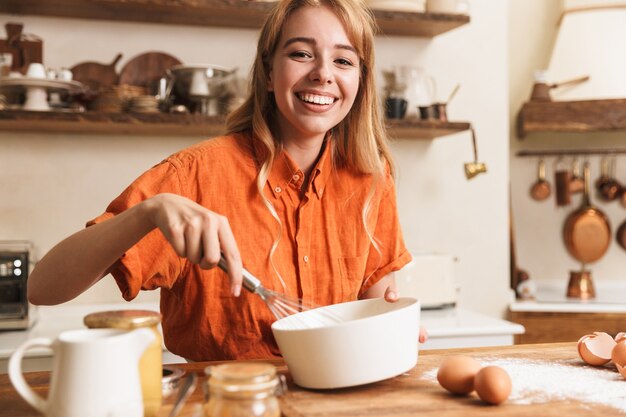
[
  {"x1": 1, "y1": 0, "x2": 512, "y2": 317},
  {"x1": 510, "y1": 0, "x2": 626, "y2": 292}
]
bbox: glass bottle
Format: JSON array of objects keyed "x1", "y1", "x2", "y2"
[
  {"x1": 203, "y1": 362, "x2": 284, "y2": 417},
  {"x1": 84, "y1": 310, "x2": 163, "y2": 417}
]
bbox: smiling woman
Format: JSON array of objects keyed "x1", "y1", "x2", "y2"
[
  {"x1": 27, "y1": 0, "x2": 425, "y2": 363},
  {"x1": 267, "y1": 6, "x2": 361, "y2": 148}
]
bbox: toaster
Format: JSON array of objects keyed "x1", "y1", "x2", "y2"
[{"x1": 395, "y1": 253, "x2": 458, "y2": 309}]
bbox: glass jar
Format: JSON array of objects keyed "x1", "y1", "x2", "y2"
[
  {"x1": 84, "y1": 310, "x2": 163, "y2": 417},
  {"x1": 203, "y1": 362, "x2": 284, "y2": 417}
]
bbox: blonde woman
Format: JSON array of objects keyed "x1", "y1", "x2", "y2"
[{"x1": 28, "y1": 0, "x2": 427, "y2": 361}]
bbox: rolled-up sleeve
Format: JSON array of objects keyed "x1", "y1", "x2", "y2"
[
  {"x1": 360, "y1": 170, "x2": 411, "y2": 295},
  {"x1": 86, "y1": 160, "x2": 187, "y2": 301}
]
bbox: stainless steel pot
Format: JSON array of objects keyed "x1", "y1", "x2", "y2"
[{"x1": 164, "y1": 65, "x2": 237, "y2": 116}]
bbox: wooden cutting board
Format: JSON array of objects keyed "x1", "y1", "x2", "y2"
[
  {"x1": 118, "y1": 51, "x2": 182, "y2": 95},
  {"x1": 279, "y1": 343, "x2": 606, "y2": 417},
  {"x1": 70, "y1": 53, "x2": 122, "y2": 94}
]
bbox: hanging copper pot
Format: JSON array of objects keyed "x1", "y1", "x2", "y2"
[
  {"x1": 529, "y1": 158, "x2": 551, "y2": 201},
  {"x1": 563, "y1": 162, "x2": 611, "y2": 264}
]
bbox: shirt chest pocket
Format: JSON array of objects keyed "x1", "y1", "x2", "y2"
[{"x1": 337, "y1": 254, "x2": 368, "y2": 301}]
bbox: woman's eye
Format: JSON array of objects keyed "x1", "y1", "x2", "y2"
[
  {"x1": 335, "y1": 58, "x2": 355, "y2": 67},
  {"x1": 290, "y1": 51, "x2": 312, "y2": 59}
]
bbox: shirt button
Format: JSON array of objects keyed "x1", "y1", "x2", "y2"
[
  {"x1": 275, "y1": 186, "x2": 282, "y2": 193},
  {"x1": 303, "y1": 255, "x2": 309, "y2": 263},
  {"x1": 292, "y1": 174, "x2": 300, "y2": 181}
]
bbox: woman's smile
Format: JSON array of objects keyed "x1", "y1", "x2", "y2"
[{"x1": 295, "y1": 90, "x2": 338, "y2": 111}]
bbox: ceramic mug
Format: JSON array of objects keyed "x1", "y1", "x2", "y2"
[
  {"x1": 385, "y1": 97, "x2": 408, "y2": 119},
  {"x1": 26, "y1": 63, "x2": 46, "y2": 79},
  {"x1": 9, "y1": 328, "x2": 154, "y2": 417}
]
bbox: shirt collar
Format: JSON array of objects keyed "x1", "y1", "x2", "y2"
[{"x1": 255, "y1": 134, "x2": 332, "y2": 200}]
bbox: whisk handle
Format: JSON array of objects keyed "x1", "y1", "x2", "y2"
[{"x1": 217, "y1": 254, "x2": 262, "y2": 293}]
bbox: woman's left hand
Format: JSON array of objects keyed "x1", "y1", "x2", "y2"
[{"x1": 364, "y1": 274, "x2": 429, "y2": 344}]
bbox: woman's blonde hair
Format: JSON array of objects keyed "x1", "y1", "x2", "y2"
[{"x1": 226, "y1": 0, "x2": 394, "y2": 290}]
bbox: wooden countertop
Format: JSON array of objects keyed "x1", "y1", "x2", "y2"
[{"x1": 1, "y1": 343, "x2": 624, "y2": 416}]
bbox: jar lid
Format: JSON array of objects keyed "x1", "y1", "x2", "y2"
[
  {"x1": 207, "y1": 362, "x2": 276, "y2": 382},
  {"x1": 83, "y1": 310, "x2": 161, "y2": 329}
]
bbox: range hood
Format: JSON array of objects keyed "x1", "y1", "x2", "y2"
[{"x1": 547, "y1": 0, "x2": 626, "y2": 100}]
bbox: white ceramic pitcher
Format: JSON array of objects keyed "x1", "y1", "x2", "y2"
[{"x1": 9, "y1": 328, "x2": 155, "y2": 417}]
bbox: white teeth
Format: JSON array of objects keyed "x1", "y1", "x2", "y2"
[{"x1": 299, "y1": 93, "x2": 335, "y2": 105}]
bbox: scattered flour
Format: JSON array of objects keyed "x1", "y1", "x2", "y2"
[{"x1": 422, "y1": 357, "x2": 626, "y2": 412}]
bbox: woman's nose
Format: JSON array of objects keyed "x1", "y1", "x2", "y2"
[{"x1": 309, "y1": 60, "x2": 333, "y2": 85}]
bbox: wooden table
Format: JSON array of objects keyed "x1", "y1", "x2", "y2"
[{"x1": 1, "y1": 343, "x2": 624, "y2": 416}]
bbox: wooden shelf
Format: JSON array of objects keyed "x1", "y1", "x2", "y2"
[
  {"x1": 0, "y1": 0, "x2": 469, "y2": 38},
  {"x1": 0, "y1": 110, "x2": 470, "y2": 139},
  {"x1": 0, "y1": 110, "x2": 226, "y2": 137},
  {"x1": 372, "y1": 9, "x2": 469, "y2": 37},
  {"x1": 517, "y1": 98, "x2": 626, "y2": 138},
  {"x1": 386, "y1": 117, "x2": 470, "y2": 138}
]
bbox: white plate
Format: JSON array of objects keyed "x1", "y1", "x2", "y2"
[
  {"x1": 0, "y1": 77, "x2": 84, "y2": 94},
  {"x1": 366, "y1": 0, "x2": 426, "y2": 13}
]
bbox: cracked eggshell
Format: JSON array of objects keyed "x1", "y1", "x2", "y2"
[
  {"x1": 611, "y1": 339, "x2": 626, "y2": 374},
  {"x1": 577, "y1": 332, "x2": 616, "y2": 366},
  {"x1": 615, "y1": 332, "x2": 626, "y2": 343}
]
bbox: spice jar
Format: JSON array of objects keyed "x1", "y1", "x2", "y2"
[
  {"x1": 203, "y1": 362, "x2": 284, "y2": 417},
  {"x1": 84, "y1": 310, "x2": 163, "y2": 417}
]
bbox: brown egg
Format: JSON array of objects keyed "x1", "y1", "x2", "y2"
[
  {"x1": 474, "y1": 366, "x2": 512, "y2": 405},
  {"x1": 615, "y1": 332, "x2": 626, "y2": 343},
  {"x1": 436, "y1": 355, "x2": 481, "y2": 395},
  {"x1": 577, "y1": 332, "x2": 615, "y2": 366}
]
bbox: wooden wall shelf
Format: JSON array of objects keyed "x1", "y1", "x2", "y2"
[
  {"x1": 517, "y1": 99, "x2": 626, "y2": 138},
  {"x1": 0, "y1": 110, "x2": 470, "y2": 139},
  {"x1": 0, "y1": 0, "x2": 469, "y2": 38},
  {"x1": 386, "y1": 117, "x2": 470, "y2": 139},
  {"x1": 0, "y1": 110, "x2": 226, "y2": 137}
]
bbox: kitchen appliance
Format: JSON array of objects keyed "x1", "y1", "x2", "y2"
[
  {"x1": 395, "y1": 253, "x2": 457, "y2": 309},
  {"x1": 0, "y1": 240, "x2": 34, "y2": 330}
]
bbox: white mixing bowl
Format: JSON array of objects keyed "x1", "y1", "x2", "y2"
[{"x1": 271, "y1": 297, "x2": 420, "y2": 389}]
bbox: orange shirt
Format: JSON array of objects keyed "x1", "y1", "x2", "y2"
[{"x1": 88, "y1": 132, "x2": 410, "y2": 361}]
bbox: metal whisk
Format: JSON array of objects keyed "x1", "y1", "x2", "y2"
[{"x1": 217, "y1": 255, "x2": 313, "y2": 320}]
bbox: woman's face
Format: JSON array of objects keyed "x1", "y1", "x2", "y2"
[{"x1": 268, "y1": 5, "x2": 361, "y2": 145}]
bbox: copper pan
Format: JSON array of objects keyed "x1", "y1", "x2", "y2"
[{"x1": 563, "y1": 162, "x2": 611, "y2": 264}]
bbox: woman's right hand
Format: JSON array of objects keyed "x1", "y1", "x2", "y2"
[{"x1": 144, "y1": 193, "x2": 244, "y2": 296}]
